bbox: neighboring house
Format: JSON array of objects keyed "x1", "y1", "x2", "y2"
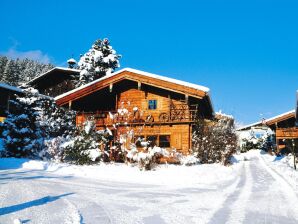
[
  {"x1": 237, "y1": 124, "x2": 273, "y2": 151},
  {"x1": 27, "y1": 67, "x2": 80, "y2": 97},
  {"x1": 0, "y1": 83, "x2": 23, "y2": 122},
  {"x1": 55, "y1": 68, "x2": 214, "y2": 154},
  {"x1": 237, "y1": 108, "x2": 298, "y2": 152},
  {"x1": 265, "y1": 110, "x2": 297, "y2": 152}
]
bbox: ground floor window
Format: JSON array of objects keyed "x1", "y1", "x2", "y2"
[
  {"x1": 134, "y1": 134, "x2": 171, "y2": 148},
  {"x1": 159, "y1": 135, "x2": 170, "y2": 148},
  {"x1": 147, "y1": 135, "x2": 158, "y2": 147}
]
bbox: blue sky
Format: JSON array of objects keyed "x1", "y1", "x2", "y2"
[{"x1": 1, "y1": 0, "x2": 297, "y2": 125}]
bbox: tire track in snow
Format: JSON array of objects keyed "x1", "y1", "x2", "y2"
[
  {"x1": 225, "y1": 161, "x2": 253, "y2": 224},
  {"x1": 257, "y1": 153, "x2": 298, "y2": 221}
]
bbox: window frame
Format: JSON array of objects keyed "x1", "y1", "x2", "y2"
[{"x1": 148, "y1": 99, "x2": 157, "y2": 110}]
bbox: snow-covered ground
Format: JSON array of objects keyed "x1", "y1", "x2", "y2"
[{"x1": 1, "y1": 151, "x2": 298, "y2": 224}]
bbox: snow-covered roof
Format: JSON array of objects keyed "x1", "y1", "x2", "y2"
[
  {"x1": 236, "y1": 121, "x2": 262, "y2": 131},
  {"x1": 237, "y1": 109, "x2": 295, "y2": 131},
  {"x1": 27, "y1": 66, "x2": 80, "y2": 84},
  {"x1": 215, "y1": 110, "x2": 234, "y2": 119},
  {"x1": 0, "y1": 83, "x2": 23, "y2": 93},
  {"x1": 124, "y1": 68, "x2": 210, "y2": 93},
  {"x1": 55, "y1": 67, "x2": 210, "y2": 100},
  {"x1": 265, "y1": 109, "x2": 295, "y2": 125}
]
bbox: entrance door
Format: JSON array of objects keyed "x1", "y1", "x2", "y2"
[{"x1": 171, "y1": 133, "x2": 182, "y2": 150}]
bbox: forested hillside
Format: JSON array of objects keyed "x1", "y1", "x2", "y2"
[{"x1": 0, "y1": 56, "x2": 54, "y2": 86}]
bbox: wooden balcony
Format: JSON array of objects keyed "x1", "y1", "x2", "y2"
[
  {"x1": 76, "y1": 107, "x2": 198, "y2": 128},
  {"x1": 276, "y1": 127, "x2": 298, "y2": 139}
]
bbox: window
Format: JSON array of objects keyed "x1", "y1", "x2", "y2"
[
  {"x1": 147, "y1": 135, "x2": 157, "y2": 147},
  {"x1": 148, "y1": 100, "x2": 157, "y2": 110},
  {"x1": 159, "y1": 135, "x2": 171, "y2": 148}
]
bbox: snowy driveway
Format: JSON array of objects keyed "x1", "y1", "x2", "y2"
[{"x1": 1, "y1": 151, "x2": 298, "y2": 224}]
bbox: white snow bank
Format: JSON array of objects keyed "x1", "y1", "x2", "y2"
[
  {"x1": 260, "y1": 151, "x2": 298, "y2": 190},
  {"x1": 0, "y1": 158, "x2": 242, "y2": 186}
]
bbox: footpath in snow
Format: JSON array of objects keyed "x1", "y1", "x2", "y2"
[{"x1": 1, "y1": 150, "x2": 298, "y2": 224}]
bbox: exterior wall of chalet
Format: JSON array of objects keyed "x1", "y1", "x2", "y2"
[
  {"x1": 75, "y1": 86, "x2": 197, "y2": 153},
  {"x1": 266, "y1": 111, "x2": 298, "y2": 152},
  {"x1": 56, "y1": 69, "x2": 214, "y2": 155}
]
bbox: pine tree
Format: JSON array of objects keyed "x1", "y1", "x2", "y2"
[
  {"x1": 3, "y1": 59, "x2": 19, "y2": 86},
  {"x1": 37, "y1": 96, "x2": 76, "y2": 138},
  {"x1": 76, "y1": 38, "x2": 121, "y2": 87},
  {"x1": 0, "y1": 56, "x2": 54, "y2": 85},
  {"x1": 63, "y1": 119, "x2": 104, "y2": 165},
  {"x1": 0, "y1": 88, "x2": 44, "y2": 158}
]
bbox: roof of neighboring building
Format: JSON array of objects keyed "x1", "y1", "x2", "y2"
[
  {"x1": 237, "y1": 109, "x2": 296, "y2": 131},
  {"x1": 27, "y1": 66, "x2": 80, "y2": 85},
  {"x1": 0, "y1": 83, "x2": 23, "y2": 93},
  {"x1": 265, "y1": 110, "x2": 295, "y2": 126}
]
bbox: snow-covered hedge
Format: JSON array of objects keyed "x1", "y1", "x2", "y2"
[{"x1": 192, "y1": 116, "x2": 237, "y2": 165}]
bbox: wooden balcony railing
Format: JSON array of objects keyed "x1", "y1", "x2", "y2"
[
  {"x1": 76, "y1": 107, "x2": 198, "y2": 127},
  {"x1": 276, "y1": 127, "x2": 298, "y2": 139}
]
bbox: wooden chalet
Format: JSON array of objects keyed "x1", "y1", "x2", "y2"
[
  {"x1": 0, "y1": 83, "x2": 23, "y2": 122},
  {"x1": 265, "y1": 110, "x2": 298, "y2": 152},
  {"x1": 27, "y1": 67, "x2": 80, "y2": 97},
  {"x1": 55, "y1": 68, "x2": 214, "y2": 154}
]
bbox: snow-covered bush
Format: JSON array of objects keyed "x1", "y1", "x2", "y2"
[
  {"x1": 76, "y1": 38, "x2": 121, "y2": 87},
  {"x1": 192, "y1": 116, "x2": 237, "y2": 165},
  {"x1": 0, "y1": 88, "x2": 45, "y2": 158},
  {"x1": 127, "y1": 144, "x2": 169, "y2": 170},
  {"x1": 179, "y1": 155, "x2": 200, "y2": 166},
  {"x1": 39, "y1": 136, "x2": 69, "y2": 161},
  {"x1": 63, "y1": 119, "x2": 105, "y2": 165},
  {"x1": 240, "y1": 130, "x2": 273, "y2": 153}
]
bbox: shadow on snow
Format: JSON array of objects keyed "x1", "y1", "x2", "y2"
[{"x1": 0, "y1": 193, "x2": 74, "y2": 216}]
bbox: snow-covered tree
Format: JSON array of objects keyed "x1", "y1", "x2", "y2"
[
  {"x1": 37, "y1": 96, "x2": 76, "y2": 138},
  {"x1": 192, "y1": 116, "x2": 237, "y2": 165},
  {"x1": 76, "y1": 38, "x2": 121, "y2": 87},
  {"x1": 0, "y1": 88, "x2": 45, "y2": 158},
  {"x1": 0, "y1": 56, "x2": 54, "y2": 86},
  {"x1": 63, "y1": 119, "x2": 105, "y2": 165}
]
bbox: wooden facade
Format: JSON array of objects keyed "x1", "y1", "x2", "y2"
[
  {"x1": 266, "y1": 110, "x2": 297, "y2": 152},
  {"x1": 56, "y1": 68, "x2": 214, "y2": 154}
]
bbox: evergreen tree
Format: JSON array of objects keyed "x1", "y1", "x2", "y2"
[
  {"x1": 0, "y1": 88, "x2": 44, "y2": 158},
  {"x1": 63, "y1": 119, "x2": 104, "y2": 165},
  {"x1": 76, "y1": 38, "x2": 121, "y2": 87},
  {"x1": 37, "y1": 96, "x2": 76, "y2": 138},
  {"x1": 3, "y1": 59, "x2": 19, "y2": 86},
  {"x1": 0, "y1": 56, "x2": 54, "y2": 86}
]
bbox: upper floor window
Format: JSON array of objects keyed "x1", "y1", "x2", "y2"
[{"x1": 148, "y1": 100, "x2": 157, "y2": 110}]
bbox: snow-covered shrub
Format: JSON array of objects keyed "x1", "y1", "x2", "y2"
[
  {"x1": 179, "y1": 155, "x2": 200, "y2": 166},
  {"x1": 240, "y1": 130, "x2": 273, "y2": 153},
  {"x1": 39, "y1": 136, "x2": 68, "y2": 161},
  {"x1": 0, "y1": 88, "x2": 45, "y2": 158},
  {"x1": 63, "y1": 119, "x2": 105, "y2": 165},
  {"x1": 76, "y1": 38, "x2": 121, "y2": 87},
  {"x1": 127, "y1": 144, "x2": 169, "y2": 170},
  {"x1": 192, "y1": 116, "x2": 237, "y2": 165}
]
